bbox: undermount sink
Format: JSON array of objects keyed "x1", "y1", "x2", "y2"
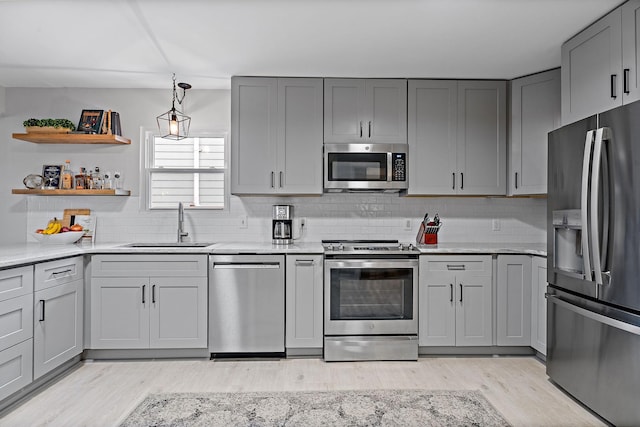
[{"x1": 122, "y1": 242, "x2": 215, "y2": 248}]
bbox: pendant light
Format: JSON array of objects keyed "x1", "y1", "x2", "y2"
[{"x1": 157, "y1": 73, "x2": 192, "y2": 140}]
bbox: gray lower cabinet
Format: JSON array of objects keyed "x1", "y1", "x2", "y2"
[
  {"x1": 33, "y1": 256, "x2": 83, "y2": 380},
  {"x1": 419, "y1": 255, "x2": 492, "y2": 346},
  {"x1": 496, "y1": 255, "x2": 532, "y2": 346},
  {"x1": 407, "y1": 80, "x2": 506, "y2": 195},
  {"x1": 0, "y1": 265, "x2": 34, "y2": 401},
  {"x1": 530, "y1": 256, "x2": 547, "y2": 355},
  {"x1": 285, "y1": 255, "x2": 323, "y2": 352},
  {"x1": 89, "y1": 255, "x2": 207, "y2": 349}
]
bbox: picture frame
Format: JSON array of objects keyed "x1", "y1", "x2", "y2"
[
  {"x1": 77, "y1": 109, "x2": 104, "y2": 134},
  {"x1": 42, "y1": 164, "x2": 63, "y2": 189}
]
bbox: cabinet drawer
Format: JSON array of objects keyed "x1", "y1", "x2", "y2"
[
  {"x1": 35, "y1": 256, "x2": 83, "y2": 291},
  {"x1": 422, "y1": 255, "x2": 492, "y2": 276},
  {"x1": 0, "y1": 339, "x2": 33, "y2": 402},
  {"x1": 0, "y1": 266, "x2": 33, "y2": 302},
  {"x1": 91, "y1": 255, "x2": 207, "y2": 277},
  {"x1": 0, "y1": 294, "x2": 33, "y2": 351}
]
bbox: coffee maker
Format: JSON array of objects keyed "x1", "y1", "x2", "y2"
[{"x1": 272, "y1": 205, "x2": 293, "y2": 245}]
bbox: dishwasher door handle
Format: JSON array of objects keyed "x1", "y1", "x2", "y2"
[{"x1": 212, "y1": 263, "x2": 281, "y2": 269}]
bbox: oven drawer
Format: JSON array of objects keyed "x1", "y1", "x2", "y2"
[{"x1": 422, "y1": 255, "x2": 492, "y2": 276}]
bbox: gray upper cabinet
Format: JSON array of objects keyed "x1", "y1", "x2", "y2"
[
  {"x1": 561, "y1": 1, "x2": 640, "y2": 124},
  {"x1": 231, "y1": 77, "x2": 323, "y2": 195},
  {"x1": 407, "y1": 80, "x2": 457, "y2": 195},
  {"x1": 509, "y1": 69, "x2": 561, "y2": 196},
  {"x1": 408, "y1": 80, "x2": 506, "y2": 195},
  {"x1": 561, "y1": 7, "x2": 622, "y2": 124},
  {"x1": 622, "y1": 0, "x2": 640, "y2": 105},
  {"x1": 324, "y1": 79, "x2": 407, "y2": 143}
]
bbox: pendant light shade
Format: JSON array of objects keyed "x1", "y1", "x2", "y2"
[{"x1": 157, "y1": 74, "x2": 191, "y2": 140}]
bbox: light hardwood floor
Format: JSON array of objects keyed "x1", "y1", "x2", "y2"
[{"x1": 0, "y1": 356, "x2": 605, "y2": 427}]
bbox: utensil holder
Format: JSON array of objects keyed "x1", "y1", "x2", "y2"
[{"x1": 417, "y1": 224, "x2": 442, "y2": 245}]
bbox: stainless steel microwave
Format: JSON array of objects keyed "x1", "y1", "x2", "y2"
[{"x1": 323, "y1": 143, "x2": 408, "y2": 192}]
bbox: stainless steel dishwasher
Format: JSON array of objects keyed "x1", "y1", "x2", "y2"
[{"x1": 208, "y1": 254, "x2": 285, "y2": 355}]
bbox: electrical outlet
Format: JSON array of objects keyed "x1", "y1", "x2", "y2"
[
  {"x1": 404, "y1": 218, "x2": 412, "y2": 231},
  {"x1": 239, "y1": 215, "x2": 248, "y2": 229},
  {"x1": 492, "y1": 218, "x2": 500, "y2": 231}
]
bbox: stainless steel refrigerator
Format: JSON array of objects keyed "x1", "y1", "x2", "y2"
[{"x1": 547, "y1": 101, "x2": 640, "y2": 426}]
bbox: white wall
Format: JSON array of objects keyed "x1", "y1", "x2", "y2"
[{"x1": 2, "y1": 87, "x2": 546, "y2": 245}]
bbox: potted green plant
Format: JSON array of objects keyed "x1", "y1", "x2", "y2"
[{"x1": 23, "y1": 118, "x2": 76, "y2": 133}]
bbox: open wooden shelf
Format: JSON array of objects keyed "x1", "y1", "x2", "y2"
[
  {"x1": 12, "y1": 189, "x2": 130, "y2": 196},
  {"x1": 12, "y1": 133, "x2": 131, "y2": 145}
]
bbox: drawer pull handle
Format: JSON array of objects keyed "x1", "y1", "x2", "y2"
[
  {"x1": 40, "y1": 300, "x2": 45, "y2": 322},
  {"x1": 52, "y1": 269, "x2": 72, "y2": 276},
  {"x1": 295, "y1": 260, "x2": 315, "y2": 266},
  {"x1": 446, "y1": 264, "x2": 466, "y2": 270}
]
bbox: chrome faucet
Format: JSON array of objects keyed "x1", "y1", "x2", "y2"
[{"x1": 177, "y1": 202, "x2": 189, "y2": 242}]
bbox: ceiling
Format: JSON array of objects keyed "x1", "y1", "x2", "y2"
[{"x1": 0, "y1": 0, "x2": 623, "y2": 90}]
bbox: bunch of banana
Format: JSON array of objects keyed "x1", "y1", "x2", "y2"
[{"x1": 42, "y1": 218, "x2": 62, "y2": 235}]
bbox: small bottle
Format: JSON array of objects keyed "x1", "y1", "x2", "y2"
[
  {"x1": 103, "y1": 171, "x2": 113, "y2": 189},
  {"x1": 75, "y1": 167, "x2": 87, "y2": 189},
  {"x1": 92, "y1": 167, "x2": 103, "y2": 190},
  {"x1": 86, "y1": 169, "x2": 95, "y2": 189},
  {"x1": 114, "y1": 171, "x2": 122, "y2": 189},
  {"x1": 61, "y1": 160, "x2": 74, "y2": 189}
]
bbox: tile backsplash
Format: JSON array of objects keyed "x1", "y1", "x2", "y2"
[{"x1": 26, "y1": 194, "x2": 546, "y2": 244}]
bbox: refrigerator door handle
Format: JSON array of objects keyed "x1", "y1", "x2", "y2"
[
  {"x1": 590, "y1": 127, "x2": 611, "y2": 287},
  {"x1": 581, "y1": 130, "x2": 595, "y2": 281},
  {"x1": 547, "y1": 294, "x2": 640, "y2": 337}
]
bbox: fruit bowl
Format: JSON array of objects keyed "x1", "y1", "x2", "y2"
[{"x1": 32, "y1": 231, "x2": 84, "y2": 245}]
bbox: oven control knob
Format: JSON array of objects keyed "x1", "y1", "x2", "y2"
[
  {"x1": 326, "y1": 244, "x2": 333, "y2": 251},
  {"x1": 369, "y1": 323, "x2": 375, "y2": 330},
  {"x1": 408, "y1": 243, "x2": 415, "y2": 251},
  {"x1": 338, "y1": 243, "x2": 344, "y2": 251}
]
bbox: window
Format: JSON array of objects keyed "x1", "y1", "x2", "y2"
[{"x1": 144, "y1": 132, "x2": 228, "y2": 209}]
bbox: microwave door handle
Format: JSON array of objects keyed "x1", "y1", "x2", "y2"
[{"x1": 581, "y1": 130, "x2": 595, "y2": 281}]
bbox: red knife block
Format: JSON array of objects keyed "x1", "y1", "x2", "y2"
[{"x1": 424, "y1": 233, "x2": 438, "y2": 244}]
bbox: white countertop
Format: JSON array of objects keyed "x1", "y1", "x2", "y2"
[
  {"x1": 0, "y1": 241, "x2": 546, "y2": 269},
  {"x1": 417, "y1": 242, "x2": 546, "y2": 257}
]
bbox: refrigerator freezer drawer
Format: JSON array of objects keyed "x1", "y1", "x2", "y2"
[{"x1": 547, "y1": 294, "x2": 640, "y2": 426}]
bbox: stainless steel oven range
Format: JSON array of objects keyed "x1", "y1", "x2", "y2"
[{"x1": 323, "y1": 240, "x2": 419, "y2": 361}]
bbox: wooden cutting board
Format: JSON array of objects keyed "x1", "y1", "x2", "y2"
[{"x1": 62, "y1": 209, "x2": 90, "y2": 227}]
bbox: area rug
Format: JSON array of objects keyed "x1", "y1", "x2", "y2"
[{"x1": 119, "y1": 389, "x2": 510, "y2": 426}]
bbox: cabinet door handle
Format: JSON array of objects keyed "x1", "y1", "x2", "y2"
[
  {"x1": 368, "y1": 121, "x2": 372, "y2": 138},
  {"x1": 611, "y1": 74, "x2": 617, "y2": 99},
  {"x1": 459, "y1": 283, "x2": 463, "y2": 303},
  {"x1": 271, "y1": 171, "x2": 275, "y2": 188},
  {"x1": 460, "y1": 172, "x2": 464, "y2": 190},
  {"x1": 359, "y1": 121, "x2": 363, "y2": 138},
  {"x1": 279, "y1": 171, "x2": 283, "y2": 188},
  {"x1": 449, "y1": 284, "x2": 453, "y2": 302},
  {"x1": 142, "y1": 285, "x2": 146, "y2": 304},
  {"x1": 152, "y1": 285, "x2": 156, "y2": 303},
  {"x1": 624, "y1": 68, "x2": 630, "y2": 94},
  {"x1": 452, "y1": 173, "x2": 456, "y2": 190},
  {"x1": 39, "y1": 299, "x2": 45, "y2": 322},
  {"x1": 515, "y1": 172, "x2": 518, "y2": 189}
]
